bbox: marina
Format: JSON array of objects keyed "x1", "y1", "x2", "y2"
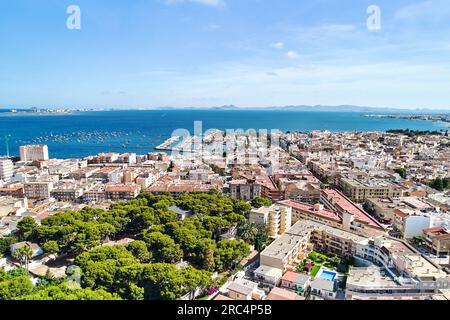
[{"x1": 154, "y1": 136, "x2": 182, "y2": 151}]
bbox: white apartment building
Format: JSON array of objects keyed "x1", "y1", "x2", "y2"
[
  {"x1": 0, "y1": 159, "x2": 14, "y2": 182},
  {"x1": 249, "y1": 204, "x2": 292, "y2": 238},
  {"x1": 393, "y1": 208, "x2": 449, "y2": 239},
  {"x1": 350, "y1": 237, "x2": 449, "y2": 299},
  {"x1": 19, "y1": 145, "x2": 49, "y2": 162}
]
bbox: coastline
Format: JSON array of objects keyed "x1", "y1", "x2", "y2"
[{"x1": 362, "y1": 114, "x2": 450, "y2": 128}]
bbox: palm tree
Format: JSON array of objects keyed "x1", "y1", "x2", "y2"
[
  {"x1": 237, "y1": 222, "x2": 259, "y2": 244},
  {"x1": 12, "y1": 244, "x2": 34, "y2": 270}
]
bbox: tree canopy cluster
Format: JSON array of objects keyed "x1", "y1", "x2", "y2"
[
  {"x1": 4, "y1": 191, "x2": 253, "y2": 300},
  {"x1": 74, "y1": 244, "x2": 212, "y2": 300},
  {"x1": 0, "y1": 268, "x2": 119, "y2": 300}
]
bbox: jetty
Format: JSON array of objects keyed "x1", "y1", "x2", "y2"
[{"x1": 155, "y1": 136, "x2": 182, "y2": 151}]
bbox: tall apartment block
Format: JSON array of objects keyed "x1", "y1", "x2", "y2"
[
  {"x1": 19, "y1": 145, "x2": 49, "y2": 162},
  {"x1": 0, "y1": 159, "x2": 14, "y2": 181},
  {"x1": 249, "y1": 204, "x2": 292, "y2": 238}
]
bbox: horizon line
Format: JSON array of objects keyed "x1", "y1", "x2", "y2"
[{"x1": 1, "y1": 105, "x2": 450, "y2": 113}]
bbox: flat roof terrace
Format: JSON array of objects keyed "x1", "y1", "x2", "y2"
[
  {"x1": 260, "y1": 232, "x2": 307, "y2": 261},
  {"x1": 347, "y1": 266, "x2": 401, "y2": 289}
]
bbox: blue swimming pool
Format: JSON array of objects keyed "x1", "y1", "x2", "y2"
[{"x1": 318, "y1": 270, "x2": 337, "y2": 281}]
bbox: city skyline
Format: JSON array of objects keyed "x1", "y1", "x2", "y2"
[{"x1": 1, "y1": 0, "x2": 450, "y2": 110}]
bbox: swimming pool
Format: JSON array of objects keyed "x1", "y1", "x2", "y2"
[{"x1": 318, "y1": 270, "x2": 337, "y2": 281}]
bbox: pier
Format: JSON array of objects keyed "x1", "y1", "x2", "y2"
[{"x1": 155, "y1": 136, "x2": 182, "y2": 151}]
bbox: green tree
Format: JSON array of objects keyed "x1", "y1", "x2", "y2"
[
  {"x1": 75, "y1": 245, "x2": 139, "y2": 290},
  {"x1": 203, "y1": 246, "x2": 216, "y2": 272},
  {"x1": 254, "y1": 231, "x2": 269, "y2": 252},
  {"x1": 6, "y1": 268, "x2": 29, "y2": 278},
  {"x1": 142, "y1": 231, "x2": 183, "y2": 264},
  {"x1": 126, "y1": 240, "x2": 152, "y2": 263},
  {"x1": 237, "y1": 221, "x2": 259, "y2": 244},
  {"x1": 0, "y1": 237, "x2": 18, "y2": 258},
  {"x1": 394, "y1": 168, "x2": 407, "y2": 179},
  {"x1": 137, "y1": 192, "x2": 156, "y2": 206},
  {"x1": 203, "y1": 216, "x2": 231, "y2": 239},
  {"x1": 137, "y1": 264, "x2": 211, "y2": 300},
  {"x1": 194, "y1": 239, "x2": 216, "y2": 271},
  {"x1": 42, "y1": 241, "x2": 60, "y2": 256},
  {"x1": 0, "y1": 275, "x2": 33, "y2": 300},
  {"x1": 214, "y1": 240, "x2": 250, "y2": 272},
  {"x1": 251, "y1": 197, "x2": 272, "y2": 208},
  {"x1": 18, "y1": 282, "x2": 121, "y2": 300},
  {"x1": 127, "y1": 283, "x2": 145, "y2": 300},
  {"x1": 16, "y1": 217, "x2": 37, "y2": 240},
  {"x1": 233, "y1": 200, "x2": 252, "y2": 215},
  {"x1": 429, "y1": 177, "x2": 449, "y2": 191}
]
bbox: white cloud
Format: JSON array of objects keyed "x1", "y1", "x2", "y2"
[
  {"x1": 271, "y1": 42, "x2": 284, "y2": 49},
  {"x1": 394, "y1": 0, "x2": 450, "y2": 23},
  {"x1": 165, "y1": 0, "x2": 225, "y2": 7},
  {"x1": 286, "y1": 50, "x2": 300, "y2": 60},
  {"x1": 134, "y1": 57, "x2": 450, "y2": 109}
]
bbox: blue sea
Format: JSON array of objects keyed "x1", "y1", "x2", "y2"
[{"x1": 0, "y1": 110, "x2": 447, "y2": 159}]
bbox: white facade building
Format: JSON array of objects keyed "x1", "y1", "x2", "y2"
[
  {"x1": 394, "y1": 208, "x2": 449, "y2": 239},
  {"x1": 19, "y1": 145, "x2": 49, "y2": 162},
  {"x1": 249, "y1": 204, "x2": 292, "y2": 238},
  {"x1": 0, "y1": 159, "x2": 14, "y2": 182}
]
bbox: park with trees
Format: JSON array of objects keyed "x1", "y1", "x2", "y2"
[{"x1": 1, "y1": 191, "x2": 256, "y2": 300}]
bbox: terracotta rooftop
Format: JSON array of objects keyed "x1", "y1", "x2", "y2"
[
  {"x1": 278, "y1": 200, "x2": 341, "y2": 223},
  {"x1": 322, "y1": 189, "x2": 384, "y2": 229},
  {"x1": 393, "y1": 209, "x2": 409, "y2": 218},
  {"x1": 281, "y1": 271, "x2": 310, "y2": 284},
  {"x1": 423, "y1": 227, "x2": 449, "y2": 235},
  {"x1": 105, "y1": 185, "x2": 139, "y2": 192},
  {"x1": 267, "y1": 287, "x2": 302, "y2": 300}
]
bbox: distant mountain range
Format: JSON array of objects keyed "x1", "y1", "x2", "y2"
[
  {"x1": 264, "y1": 105, "x2": 450, "y2": 114},
  {"x1": 171, "y1": 105, "x2": 450, "y2": 114},
  {"x1": 1, "y1": 105, "x2": 449, "y2": 114}
]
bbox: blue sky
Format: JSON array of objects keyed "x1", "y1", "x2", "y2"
[{"x1": 0, "y1": 0, "x2": 450, "y2": 109}]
